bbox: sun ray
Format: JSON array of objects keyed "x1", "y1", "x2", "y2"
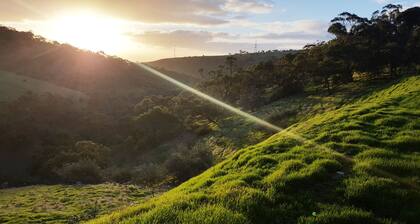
[{"x1": 138, "y1": 63, "x2": 419, "y2": 190}]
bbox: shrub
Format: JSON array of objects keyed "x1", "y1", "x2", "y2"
[
  {"x1": 55, "y1": 159, "x2": 103, "y2": 184},
  {"x1": 132, "y1": 163, "x2": 167, "y2": 185},
  {"x1": 106, "y1": 167, "x2": 133, "y2": 183},
  {"x1": 165, "y1": 147, "x2": 214, "y2": 183}
]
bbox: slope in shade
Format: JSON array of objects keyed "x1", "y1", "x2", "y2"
[{"x1": 0, "y1": 70, "x2": 86, "y2": 102}]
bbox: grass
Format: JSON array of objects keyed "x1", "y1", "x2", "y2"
[
  {"x1": 87, "y1": 76, "x2": 420, "y2": 224},
  {"x1": 0, "y1": 70, "x2": 86, "y2": 102},
  {"x1": 205, "y1": 77, "x2": 397, "y2": 160},
  {"x1": 0, "y1": 183, "x2": 159, "y2": 224}
]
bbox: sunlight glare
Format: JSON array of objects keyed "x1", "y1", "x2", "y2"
[
  {"x1": 138, "y1": 63, "x2": 283, "y2": 132},
  {"x1": 46, "y1": 11, "x2": 129, "y2": 53}
]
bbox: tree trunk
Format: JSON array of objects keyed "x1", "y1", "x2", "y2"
[
  {"x1": 389, "y1": 64, "x2": 397, "y2": 77},
  {"x1": 344, "y1": 65, "x2": 353, "y2": 83}
]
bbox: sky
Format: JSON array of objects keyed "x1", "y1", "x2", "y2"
[{"x1": 1, "y1": 0, "x2": 419, "y2": 62}]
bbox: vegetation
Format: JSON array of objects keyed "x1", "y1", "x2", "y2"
[
  {"x1": 0, "y1": 4, "x2": 419, "y2": 224},
  {"x1": 0, "y1": 91, "x2": 217, "y2": 186},
  {"x1": 88, "y1": 75, "x2": 420, "y2": 224},
  {"x1": 147, "y1": 50, "x2": 295, "y2": 82},
  {"x1": 199, "y1": 5, "x2": 420, "y2": 109},
  {"x1": 0, "y1": 183, "x2": 159, "y2": 224}
]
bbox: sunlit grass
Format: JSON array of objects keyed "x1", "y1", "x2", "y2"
[
  {"x1": 0, "y1": 184, "x2": 156, "y2": 224},
  {"x1": 88, "y1": 76, "x2": 420, "y2": 224}
]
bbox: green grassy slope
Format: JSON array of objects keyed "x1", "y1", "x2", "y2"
[
  {"x1": 204, "y1": 80, "x2": 393, "y2": 159},
  {"x1": 0, "y1": 71, "x2": 86, "y2": 102},
  {"x1": 88, "y1": 76, "x2": 420, "y2": 224},
  {"x1": 0, "y1": 184, "x2": 159, "y2": 224}
]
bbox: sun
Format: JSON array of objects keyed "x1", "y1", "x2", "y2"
[{"x1": 46, "y1": 11, "x2": 129, "y2": 53}]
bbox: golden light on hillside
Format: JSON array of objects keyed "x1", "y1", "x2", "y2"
[{"x1": 45, "y1": 11, "x2": 130, "y2": 53}]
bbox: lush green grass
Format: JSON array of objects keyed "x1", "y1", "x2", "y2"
[
  {"x1": 0, "y1": 183, "x2": 159, "y2": 224},
  {"x1": 87, "y1": 76, "x2": 420, "y2": 224},
  {"x1": 0, "y1": 71, "x2": 86, "y2": 102},
  {"x1": 206, "y1": 78, "x2": 397, "y2": 159}
]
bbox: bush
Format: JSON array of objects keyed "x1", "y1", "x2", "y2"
[
  {"x1": 165, "y1": 146, "x2": 214, "y2": 182},
  {"x1": 56, "y1": 159, "x2": 103, "y2": 184},
  {"x1": 105, "y1": 167, "x2": 133, "y2": 183},
  {"x1": 132, "y1": 163, "x2": 166, "y2": 185}
]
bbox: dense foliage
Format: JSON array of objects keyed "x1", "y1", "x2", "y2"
[
  {"x1": 0, "y1": 92, "x2": 220, "y2": 186},
  {"x1": 201, "y1": 5, "x2": 420, "y2": 108}
]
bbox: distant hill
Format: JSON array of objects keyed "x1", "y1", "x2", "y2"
[
  {"x1": 0, "y1": 70, "x2": 86, "y2": 102},
  {"x1": 0, "y1": 26, "x2": 293, "y2": 97},
  {"x1": 146, "y1": 50, "x2": 296, "y2": 81},
  {"x1": 0, "y1": 26, "x2": 177, "y2": 98}
]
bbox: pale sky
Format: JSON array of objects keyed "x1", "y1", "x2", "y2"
[{"x1": 1, "y1": 0, "x2": 419, "y2": 61}]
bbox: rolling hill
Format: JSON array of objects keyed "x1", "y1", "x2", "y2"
[
  {"x1": 0, "y1": 26, "x2": 177, "y2": 98},
  {"x1": 0, "y1": 70, "x2": 86, "y2": 103},
  {"x1": 146, "y1": 50, "x2": 295, "y2": 81},
  {"x1": 0, "y1": 26, "x2": 292, "y2": 98},
  {"x1": 88, "y1": 75, "x2": 420, "y2": 224}
]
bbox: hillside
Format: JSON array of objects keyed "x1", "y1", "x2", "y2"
[
  {"x1": 146, "y1": 50, "x2": 295, "y2": 81},
  {"x1": 0, "y1": 26, "x2": 175, "y2": 97},
  {"x1": 89, "y1": 76, "x2": 420, "y2": 224},
  {"x1": 1, "y1": 5, "x2": 419, "y2": 224},
  {"x1": 0, "y1": 70, "x2": 86, "y2": 102}
]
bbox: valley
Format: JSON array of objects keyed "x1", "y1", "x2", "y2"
[{"x1": 0, "y1": 2, "x2": 419, "y2": 224}]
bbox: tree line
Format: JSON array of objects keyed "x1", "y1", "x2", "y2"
[{"x1": 201, "y1": 5, "x2": 420, "y2": 109}]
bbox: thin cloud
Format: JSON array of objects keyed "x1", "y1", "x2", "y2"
[
  {"x1": 223, "y1": 0, "x2": 274, "y2": 14},
  {"x1": 254, "y1": 32, "x2": 329, "y2": 41},
  {"x1": 130, "y1": 28, "x2": 326, "y2": 54},
  {"x1": 0, "y1": 0, "x2": 273, "y2": 25},
  {"x1": 375, "y1": 0, "x2": 390, "y2": 4}
]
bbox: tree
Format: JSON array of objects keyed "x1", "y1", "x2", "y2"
[
  {"x1": 198, "y1": 68, "x2": 204, "y2": 79},
  {"x1": 331, "y1": 12, "x2": 368, "y2": 35},
  {"x1": 225, "y1": 55, "x2": 237, "y2": 76},
  {"x1": 328, "y1": 22, "x2": 348, "y2": 37},
  {"x1": 397, "y1": 7, "x2": 420, "y2": 29},
  {"x1": 56, "y1": 159, "x2": 103, "y2": 184},
  {"x1": 133, "y1": 106, "x2": 184, "y2": 149},
  {"x1": 164, "y1": 145, "x2": 213, "y2": 182}
]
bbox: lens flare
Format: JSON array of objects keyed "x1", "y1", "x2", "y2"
[
  {"x1": 138, "y1": 63, "x2": 419, "y2": 190},
  {"x1": 138, "y1": 63, "x2": 282, "y2": 132}
]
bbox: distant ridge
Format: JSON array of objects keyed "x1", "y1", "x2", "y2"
[{"x1": 146, "y1": 50, "x2": 296, "y2": 81}]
